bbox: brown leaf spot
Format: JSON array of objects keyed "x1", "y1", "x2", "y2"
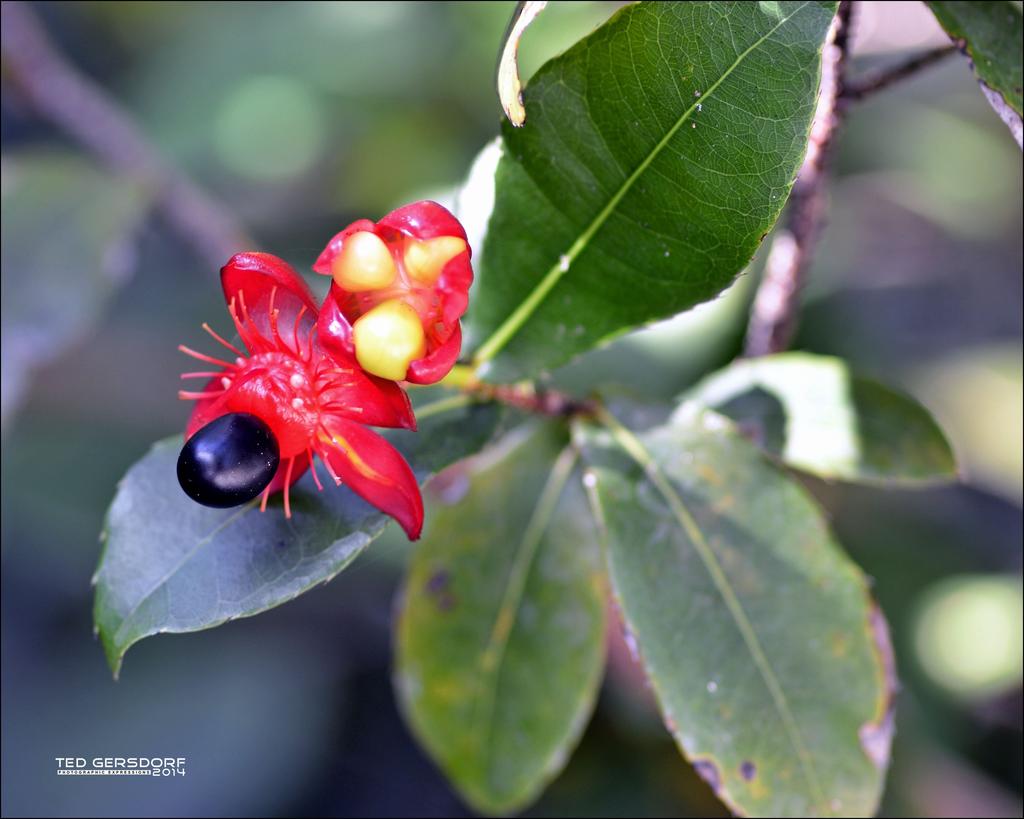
[
  {"x1": 425, "y1": 569, "x2": 457, "y2": 612},
  {"x1": 693, "y1": 758, "x2": 722, "y2": 795},
  {"x1": 830, "y1": 631, "x2": 850, "y2": 658},
  {"x1": 428, "y1": 464, "x2": 470, "y2": 505},
  {"x1": 736, "y1": 418, "x2": 767, "y2": 447},
  {"x1": 859, "y1": 600, "x2": 898, "y2": 770},
  {"x1": 978, "y1": 81, "x2": 1023, "y2": 148}
]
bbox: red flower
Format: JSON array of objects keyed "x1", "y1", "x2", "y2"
[
  {"x1": 313, "y1": 200, "x2": 473, "y2": 384},
  {"x1": 177, "y1": 252, "x2": 424, "y2": 539}
]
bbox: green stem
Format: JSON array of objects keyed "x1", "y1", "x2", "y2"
[
  {"x1": 433, "y1": 363, "x2": 480, "y2": 390},
  {"x1": 414, "y1": 393, "x2": 474, "y2": 420}
]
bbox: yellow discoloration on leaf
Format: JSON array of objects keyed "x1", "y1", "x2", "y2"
[
  {"x1": 711, "y1": 494, "x2": 736, "y2": 514},
  {"x1": 431, "y1": 676, "x2": 472, "y2": 705},
  {"x1": 695, "y1": 462, "x2": 726, "y2": 488},
  {"x1": 747, "y1": 775, "x2": 770, "y2": 800},
  {"x1": 481, "y1": 607, "x2": 516, "y2": 672},
  {"x1": 496, "y1": 1, "x2": 549, "y2": 126}
]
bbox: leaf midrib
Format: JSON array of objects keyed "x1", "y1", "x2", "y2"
[{"x1": 472, "y1": 2, "x2": 812, "y2": 366}]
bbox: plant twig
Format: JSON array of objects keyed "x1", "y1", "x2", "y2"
[
  {"x1": 461, "y1": 379, "x2": 597, "y2": 418},
  {"x1": 0, "y1": 1, "x2": 254, "y2": 268},
  {"x1": 483, "y1": 381, "x2": 597, "y2": 418},
  {"x1": 743, "y1": 0, "x2": 853, "y2": 357},
  {"x1": 450, "y1": 380, "x2": 597, "y2": 419},
  {"x1": 434, "y1": 363, "x2": 597, "y2": 418},
  {"x1": 842, "y1": 43, "x2": 958, "y2": 102}
]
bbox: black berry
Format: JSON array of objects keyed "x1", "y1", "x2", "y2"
[{"x1": 177, "y1": 413, "x2": 280, "y2": 508}]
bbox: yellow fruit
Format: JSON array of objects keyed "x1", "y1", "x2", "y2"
[
  {"x1": 352, "y1": 299, "x2": 425, "y2": 381},
  {"x1": 404, "y1": 236, "x2": 466, "y2": 285},
  {"x1": 331, "y1": 231, "x2": 397, "y2": 292}
]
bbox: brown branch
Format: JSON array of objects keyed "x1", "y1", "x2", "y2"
[
  {"x1": 743, "y1": 0, "x2": 853, "y2": 357},
  {"x1": 467, "y1": 380, "x2": 597, "y2": 419},
  {"x1": 434, "y1": 364, "x2": 598, "y2": 419},
  {"x1": 0, "y1": 1, "x2": 254, "y2": 268},
  {"x1": 842, "y1": 43, "x2": 958, "y2": 102},
  {"x1": 488, "y1": 383, "x2": 596, "y2": 417}
]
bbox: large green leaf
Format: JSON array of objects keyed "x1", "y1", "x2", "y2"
[
  {"x1": 466, "y1": 1, "x2": 838, "y2": 381},
  {"x1": 1, "y1": 151, "x2": 148, "y2": 429},
  {"x1": 577, "y1": 407, "x2": 893, "y2": 817},
  {"x1": 686, "y1": 352, "x2": 956, "y2": 485},
  {"x1": 93, "y1": 398, "x2": 503, "y2": 677},
  {"x1": 395, "y1": 422, "x2": 606, "y2": 814},
  {"x1": 926, "y1": 1, "x2": 1023, "y2": 146}
]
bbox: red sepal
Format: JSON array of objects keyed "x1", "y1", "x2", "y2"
[
  {"x1": 406, "y1": 324, "x2": 462, "y2": 385},
  {"x1": 316, "y1": 287, "x2": 356, "y2": 361},
  {"x1": 377, "y1": 200, "x2": 467, "y2": 242},
  {"x1": 221, "y1": 253, "x2": 317, "y2": 356},
  {"x1": 312, "y1": 219, "x2": 376, "y2": 278},
  {"x1": 317, "y1": 417, "x2": 424, "y2": 539},
  {"x1": 316, "y1": 352, "x2": 417, "y2": 431}
]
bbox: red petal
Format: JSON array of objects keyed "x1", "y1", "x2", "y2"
[
  {"x1": 436, "y1": 253, "x2": 473, "y2": 326},
  {"x1": 316, "y1": 286, "x2": 356, "y2": 361},
  {"x1": 438, "y1": 284, "x2": 470, "y2": 329},
  {"x1": 381, "y1": 200, "x2": 474, "y2": 331},
  {"x1": 185, "y1": 376, "x2": 232, "y2": 438},
  {"x1": 221, "y1": 253, "x2": 318, "y2": 356},
  {"x1": 317, "y1": 359, "x2": 417, "y2": 431},
  {"x1": 363, "y1": 374, "x2": 417, "y2": 430},
  {"x1": 183, "y1": 366, "x2": 274, "y2": 438},
  {"x1": 316, "y1": 417, "x2": 423, "y2": 539},
  {"x1": 377, "y1": 200, "x2": 467, "y2": 241},
  {"x1": 312, "y1": 219, "x2": 377, "y2": 277},
  {"x1": 406, "y1": 323, "x2": 462, "y2": 385}
]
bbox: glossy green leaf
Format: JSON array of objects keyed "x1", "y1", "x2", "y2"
[
  {"x1": 686, "y1": 353, "x2": 957, "y2": 485},
  {"x1": 577, "y1": 407, "x2": 894, "y2": 817},
  {"x1": 93, "y1": 398, "x2": 503, "y2": 677},
  {"x1": 395, "y1": 422, "x2": 606, "y2": 814},
  {"x1": 467, "y1": 1, "x2": 838, "y2": 381},
  {"x1": 926, "y1": 1, "x2": 1023, "y2": 146},
  {"x1": 1, "y1": 151, "x2": 148, "y2": 428}
]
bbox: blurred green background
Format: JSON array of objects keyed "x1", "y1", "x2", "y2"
[{"x1": 1, "y1": 2, "x2": 1021, "y2": 816}]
